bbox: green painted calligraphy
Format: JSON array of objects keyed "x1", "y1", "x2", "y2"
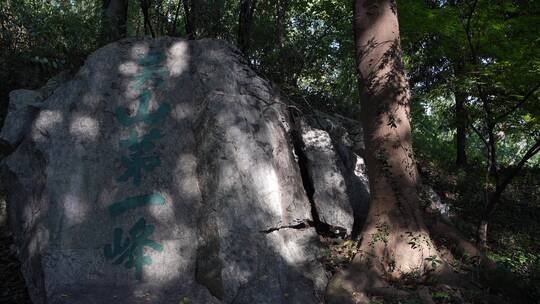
[
  {"x1": 117, "y1": 129, "x2": 163, "y2": 186},
  {"x1": 129, "y1": 68, "x2": 167, "y2": 90},
  {"x1": 115, "y1": 91, "x2": 171, "y2": 126},
  {"x1": 129, "y1": 52, "x2": 167, "y2": 89},
  {"x1": 115, "y1": 52, "x2": 171, "y2": 126},
  {"x1": 104, "y1": 217, "x2": 164, "y2": 280},
  {"x1": 108, "y1": 193, "x2": 166, "y2": 218},
  {"x1": 105, "y1": 52, "x2": 170, "y2": 280}
]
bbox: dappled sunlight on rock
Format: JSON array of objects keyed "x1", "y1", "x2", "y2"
[
  {"x1": 172, "y1": 103, "x2": 194, "y2": 121},
  {"x1": 173, "y1": 154, "x2": 200, "y2": 199},
  {"x1": 167, "y1": 41, "x2": 189, "y2": 76},
  {"x1": 1, "y1": 37, "x2": 342, "y2": 303},
  {"x1": 142, "y1": 239, "x2": 190, "y2": 282},
  {"x1": 69, "y1": 115, "x2": 99, "y2": 141},
  {"x1": 118, "y1": 61, "x2": 138, "y2": 76},
  {"x1": 256, "y1": 167, "x2": 283, "y2": 219},
  {"x1": 31, "y1": 109, "x2": 63, "y2": 142},
  {"x1": 62, "y1": 191, "x2": 89, "y2": 226},
  {"x1": 129, "y1": 42, "x2": 149, "y2": 59},
  {"x1": 147, "y1": 191, "x2": 176, "y2": 223}
]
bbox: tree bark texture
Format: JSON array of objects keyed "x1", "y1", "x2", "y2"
[
  {"x1": 455, "y1": 90, "x2": 468, "y2": 167},
  {"x1": 327, "y1": 1, "x2": 442, "y2": 301},
  {"x1": 238, "y1": 0, "x2": 257, "y2": 55},
  {"x1": 476, "y1": 134, "x2": 540, "y2": 248},
  {"x1": 101, "y1": 0, "x2": 128, "y2": 44},
  {"x1": 169, "y1": 0, "x2": 183, "y2": 36},
  {"x1": 276, "y1": 0, "x2": 289, "y2": 48},
  {"x1": 140, "y1": 0, "x2": 155, "y2": 38},
  {"x1": 183, "y1": 0, "x2": 224, "y2": 39}
]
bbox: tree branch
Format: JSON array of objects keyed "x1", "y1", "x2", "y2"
[
  {"x1": 169, "y1": 0, "x2": 182, "y2": 36},
  {"x1": 461, "y1": 0, "x2": 479, "y2": 63},
  {"x1": 498, "y1": 138, "x2": 540, "y2": 193},
  {"x1": 485, "y1": 137, "x2": 540, "y2": 217},
  {"x1": 470, "y1": 123, "x2": 489, "y2": 149},
  {"x1": 495, "y1": 83, "x2": 540, "y2": 122}
]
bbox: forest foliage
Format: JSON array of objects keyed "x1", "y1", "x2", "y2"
[{"x1": 1, "y1": 0, "x2": 539, "y2": 301}]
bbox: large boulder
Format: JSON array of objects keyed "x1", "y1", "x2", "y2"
[
  {"x1": 0, "y1": 90, "x2": 43, "y2": 147},
  {"x1": 0, "y1": 38, "x2": 329, "y2": 304}
]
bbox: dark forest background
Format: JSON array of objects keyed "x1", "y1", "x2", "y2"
[{"x1": 1, "y1": 0, "x2": 539, "y2": 302}]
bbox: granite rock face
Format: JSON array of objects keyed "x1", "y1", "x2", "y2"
[
  {"x1": 0, "y1": 90, "x2": 43, "y2": 147},
  {"x1": 297, "y1": 120, "x2": 354, "y2": 234},
  {"x1": 0, "y1": 38, "x2": 329, "y2": 304},
  {"x1": 293, "y1": 111, "x2": 370, "y2": 236},
  {"x1": 421, "y1": 185, "x2": 453, "y2": 221}
]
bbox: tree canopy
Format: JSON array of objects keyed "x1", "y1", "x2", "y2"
[{"x1": 1, "y1": 0, "x2": 539, "y2": 303}]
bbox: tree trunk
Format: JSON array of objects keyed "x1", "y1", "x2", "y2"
[
  {"x1": 477, "y1": 213, "x2": 490, "y2": 249},
  {"x1": 183, "y1": 0, "x2": 222, "y2": 39},
  {"x1": 238, "y1": 0, "x2": 257, "y2": 55},
  {"x1": 477, "y1": 220, "x2": 488, "y2": 249},
  {"x1": 276, "y1": 0, "x2": 289, "y2": 48},
  {"x1": 169, "y1": 0, "x2": 182, "y2": 36},
  {"x1": 101, "y1": 0, "x2": 129, "y2": 44},
  {"x1": 191, "y1": 0, "x2": 207, "y2": 37},
  {"x1": 209, "y1": 0, "x2": 225, "y2": 38},
  {"x1": 477, "y1": 187, "x2": 501, "y2": 249},
  {"x1": 476, "y1": 137, "x2": 540, "y2": 249},
  {"x1": 477, "y1": 125, "x2": 497, "y2": 248},
  {"x1": 327, "y1": 1, "x2": 443, "y2": 300},
  {"x1": 182, "y1": 0, "x2": 194, "y2": 39},
  {"x1": 455, "y1": 90, "x2": 467, "y2": 167},
  {"x1": 140, "y1": 0, "x2": 155, "y2": 38}
]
